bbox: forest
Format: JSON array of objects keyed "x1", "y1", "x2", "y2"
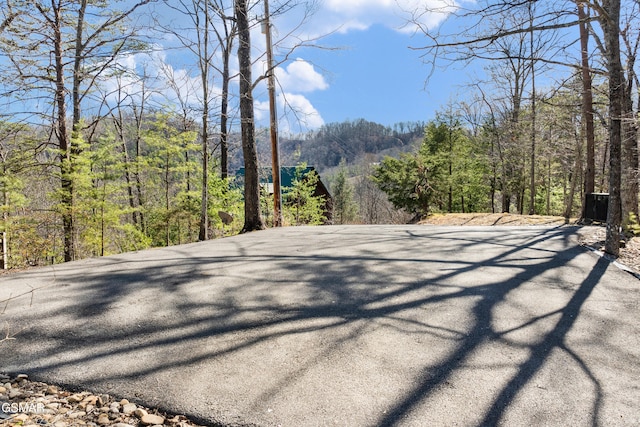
[{"x1": 0, "y1": 0, "x2": 638, "y2": 268}]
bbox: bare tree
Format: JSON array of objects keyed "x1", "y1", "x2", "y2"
[
  {"x1": 105, "y1": 68, "x2": 157, "y2": 232},
  {"x1": 411, "y1": 0, "x2": 628, "y2": 255},
  {"x1": 209, "y1": 0, "x2": 237, "y2": 180},
  {"x1": 601, "y1": 0, "x2": 624, "y2": 256},
  {"x1": 619, "y1": 2, "x2": 640, "y2": 225},
  {"x1": 156, "y1": 0, "x2": 220, "y2": 241},
  {"x1": 235, "y1": 0, "x2": 264, "y2": 232},
  {"x1": 234, "y1": 0, "x2": 322, "y2": 232},
  {"x1": 578, "y1": 2, "x2": 597, "y2": 207},
  {"x1": 0, "y1": 0, "x2": 153, "y2": 261}
]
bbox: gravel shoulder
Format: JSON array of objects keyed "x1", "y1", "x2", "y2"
[{"x1": 0, "y1": 373, "x2": 204, "y2": 427}]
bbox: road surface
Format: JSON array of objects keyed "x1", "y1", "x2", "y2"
[{"x1": 1, "y1": 225, "x2": 639, "y2": 426}]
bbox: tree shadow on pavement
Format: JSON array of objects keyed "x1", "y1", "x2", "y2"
[
  {"x1": 375, "y1": 238, "x2": 608, "y2": 427},
  {"x1": 0, "y1": 226, "x2": 629, "y2": 427}
]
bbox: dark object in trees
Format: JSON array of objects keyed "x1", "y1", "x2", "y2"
[{"x1": 584, "y1": 193, "x2": 609, "y2": 222}]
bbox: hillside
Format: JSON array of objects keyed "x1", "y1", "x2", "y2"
[{"x1": 228, "y1": 119, "x2": 425, "y2": 175}]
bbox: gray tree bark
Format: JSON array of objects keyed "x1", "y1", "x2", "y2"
[
  {"x1": 235, "y1": 0, "x2": 265, "y2": 232},
  {"x1": 601, "y1": 0, "x2": 623, "y2": 256}
]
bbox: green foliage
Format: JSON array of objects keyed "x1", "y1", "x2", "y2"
[
  {"x1": 0, "y1": 122, "x2": 49, "y2": 268},
  {"x1": 8, "y1": 212, "x2": 61, "y2": 267},
  {"x1": 331, "y1": 162, "x2": 358, "y2": 224},
  {"x1": 283, "y1": 163, "x2": 327, "y2": 225},
  {"x1": 113, "y1": 222, "x2": 152, "y2": 253},
  {"x1": 373, "y1": 114, "x2": 492, "y2": 218},
  {"x1": 626, "y1": 212, "x2": 640, "y2": 236},
  {"x1": 142, "y1": 113, "x2": 200, "y2": 246},
  {"x1": 372, "y1": 153, "x2": 434, "y2": 216},
  {"x1": 0, "y1": 175, "x2": 27, "y2": 223},
  {"x1": 55, "y1": 126, "x2": 153, "y2": 258},
  {"x1": 208, "y1": 172, "x2": 244, "y2": 236}
]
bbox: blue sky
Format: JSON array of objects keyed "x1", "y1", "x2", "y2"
[
  {"x1": 255, "y1": 0, "x2": 464, "y2": 132},
  {"x1": 294, "y1": 25, "x2": 441, "y2": 126},
  {"x1": 116, "y1": 1, "x2": 469, "y2": 134}
]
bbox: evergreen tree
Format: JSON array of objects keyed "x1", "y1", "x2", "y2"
[
  {"x1": 331, "y1": 163, "x2": 358, "y2": 224},
  {"x1": 283, "y1": 163, "x2": 327, "y2": 226},
  {"x1": 142, "y1": 114, "x2": 199, "y2": 247},
  {"x1": 373, "y1": 115, "x2": 490, "y2": 218},
  {"x1": 372, "y1": 152, "x2": 436, "y2": 218}
]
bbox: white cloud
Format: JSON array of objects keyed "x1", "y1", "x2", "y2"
[
  {"x1": 254, "y1": 99, "x2": 269, "y2": 123},
  {"x1": 254, "y1": 58, "x2": 327, "y2": 131},
  {"x1": 279, "y1": 92, "x2": 325, "y2": 132},
  {"x1": 275, "y1": 59, "x2": 328, "y2": 93},
  {"x1": 98, "y1": 46, "x2": 227, "y2": 124},
  {"x1": 296, "y1": 0, "x2": 455, "y2": 35},
  {"x1": 255, "y1": 92, "x2": 324, "y2": 134}
]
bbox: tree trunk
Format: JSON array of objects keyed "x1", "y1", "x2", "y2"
[
  {"x1": 220, "y1": 35, "x2": 232, "y2": 180},
  {"x1": 621, "y1": 90, "x2": 639, "y2": 225},
  {"x1": 133, "y1": 104, "x2": 146, "y2": 233},
  {"x1": 199, "y1": 106, "x2": 209, "y2": 241},
  {"x1": 119, "y1": 128, "x2": 137, "y2": 226},
  {"x1": 1, "y1": 187, "x2": 8, "y2": 269},
  {"x1": 565, "y1": 132, "x2": 583, "y2": 219},
  {"x1": 602, "y1": 0, "x2": 623, "y2": 257},
  {"x1": 528, "y1": 1, "x2": 536, "y2": 215},
  {"x1": 578, "y1": 3, "x2": 596, "y2": 219},
  {"x1": 113, "y1": 104, "x2": 138, "y2": 226},
  {"x1": 199, "y1": 0, "x2": 210, "y2": 242},
  {"x1": 53, "y1": 5, "x2": 74, "y2": 262},
  {"x1": 236, "y1": 0, "x2": 264, "y2": 232},
  {"x1": 621, "y1": 30, "x2": 639, "y2": 225}
]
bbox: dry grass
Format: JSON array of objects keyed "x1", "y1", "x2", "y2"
[{"x1": 419, "y1": 212, "x2": 575, "y2": 226}]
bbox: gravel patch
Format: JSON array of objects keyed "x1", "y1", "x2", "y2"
[{"x1": 0, "y1": 373, "x2": 206, "y2": 427}]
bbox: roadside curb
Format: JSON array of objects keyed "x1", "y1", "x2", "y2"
[{"x1": 582, "y1": 244, "x2": 640, "y2": 281}]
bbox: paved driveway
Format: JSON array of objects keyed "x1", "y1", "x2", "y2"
[{"x1": 1, "y1": 225, "x2": 639, "y2": 426}]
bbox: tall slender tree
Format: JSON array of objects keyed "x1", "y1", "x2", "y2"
[
  {"x1": 619, "y1": 5, "x2": 640, "y2": 224},
  {"x1": 235, "y1": 0, "x2": 264, "y2": 232},
  {"x1": 601, "y1": 0, "x2": 623, "y2": 256},
  {"x1": 210, "y1": 0, "x2": 237, "y2": 180},
  {"x1": 577, "y1": 2, "x2": 596, "y2": 209}
]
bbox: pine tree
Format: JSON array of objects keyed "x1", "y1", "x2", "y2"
[
  {"x1": 331, "y1": 163, "x2": 358, "y2": 224},
  {"x1": 283, "y1": 163, "x2": 327, "y2": 226}
]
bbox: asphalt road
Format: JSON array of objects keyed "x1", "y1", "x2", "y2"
[{"x1": 1, "y1": 225, "x2": 639, "y2": 427}]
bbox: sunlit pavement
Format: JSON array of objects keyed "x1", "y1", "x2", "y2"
[{"x1": 1, "y1": 225, "x2": 639, "y2": 427}]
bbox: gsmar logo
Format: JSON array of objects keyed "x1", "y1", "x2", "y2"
[{"x1": 1, "y1": 402, "x2": 46, "y2": 414}]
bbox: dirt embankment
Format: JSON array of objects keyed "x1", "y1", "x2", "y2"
[{"x1": 419, "y1": 212, "x2": 572, "y2": 226}]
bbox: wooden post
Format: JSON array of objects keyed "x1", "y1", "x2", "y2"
[{"x1": 1, "y1": 231, "x2": 7, "y2": 270}]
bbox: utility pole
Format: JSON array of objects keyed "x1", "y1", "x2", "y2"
[
  {"x1": 263, "y1": 0, "x2": 283, "y2": 226},
  {"x1": 528, "y1": 0, "x2": 536, "y2": 215}
]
